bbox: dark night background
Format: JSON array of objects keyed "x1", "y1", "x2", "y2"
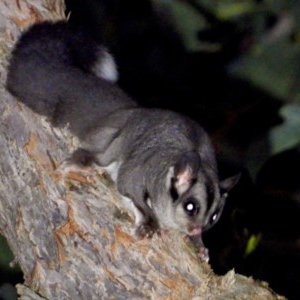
[{"x1": 1, "y1": 1, "x2": 300, "y2": 299}]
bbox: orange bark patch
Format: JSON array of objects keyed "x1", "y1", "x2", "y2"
[
  {"x1": 54, "y1": 195, "x2": 90, "y2": 264},
  {"x1": 110, "y1": 226, "x2": 135, "y2": 258},
  {"x1": 57, "y1": 195, "x2": 89, "y2": 240},
  {"x1": 24, "y1": 133, "x2": 56, "y2": 171},
  {"x1": 114, "y1": 226, "x2": 135, "y2": 246}
]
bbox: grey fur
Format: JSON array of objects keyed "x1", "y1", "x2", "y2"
[{"x1": 6, "y1": 21, "x2": 239, "y2": 261}]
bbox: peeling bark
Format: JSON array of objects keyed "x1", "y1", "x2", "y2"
[{"x1": 0, "y1": 1, "x2": 286, "y2": 299}]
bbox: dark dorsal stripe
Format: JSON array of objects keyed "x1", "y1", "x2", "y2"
[{"x1": 205, "y1": 181, "x2": 215, "y2": 213}]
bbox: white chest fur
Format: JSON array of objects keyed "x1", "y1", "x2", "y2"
[{"x1": 102, "y1": 160, "x2": 122, "y2": 182}]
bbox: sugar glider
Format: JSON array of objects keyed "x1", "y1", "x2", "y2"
[{"x1": 6, "y1": 21, "x2": 239, "y2": 262}]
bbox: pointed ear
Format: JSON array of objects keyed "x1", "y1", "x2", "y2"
[
  {"x1": 173, "y1": 151, "x2": 201, "y2": 195},
  {"x1": 220, "y1": 173, "x2": 240, "y2": 193}
]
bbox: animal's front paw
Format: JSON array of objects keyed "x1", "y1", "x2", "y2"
[
  {"x1": 136, "y1": 223, "x2": 157, "y2": 239},
  {"x1": 55, "y1": 154, "x2": 96, "y2": 183},
  {"x1": 56, "y1": 159, "x2": 95, "y2": 177},
  {"x1": 198, "y1": 246, "x2": 209, "y2": 263},
  {"x1": 186, "y1": 234, "x2": 210, "y2": 263}
]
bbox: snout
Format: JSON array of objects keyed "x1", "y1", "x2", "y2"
[{"x1": 188, "y1": 225, "x2": 202, "y2": 236}]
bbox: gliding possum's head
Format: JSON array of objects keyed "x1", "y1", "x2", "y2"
[{"x1": 155, "y1": 151, "x2": 239, "y2": 236}]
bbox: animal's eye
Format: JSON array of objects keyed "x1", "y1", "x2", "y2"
[
  {"x1": 209, "y1": 207, "x2": 223, "y2": 227},
  {"x1": 210, "y1": 212, "x2": 219, "y2": 224},
  {"x1": 183, "y1": 198, "x2": 200, "y2": 216},
  {"x1": 203, "y1": 209, "x2": 222, "y2": 232}
]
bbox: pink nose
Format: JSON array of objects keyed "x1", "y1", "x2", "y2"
[{"x1": 188, "y1": 226, "x2": 202, "y2": 236}]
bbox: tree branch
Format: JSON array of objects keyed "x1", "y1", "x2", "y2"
[{"x1": 0, "y1": 0, "x2": 285, "y2": 299}]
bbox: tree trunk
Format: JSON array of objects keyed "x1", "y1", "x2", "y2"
[{"x1": 0, "y1": 1, "x2": 285, "y2": 299}]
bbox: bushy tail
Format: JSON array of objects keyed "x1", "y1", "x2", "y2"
[{"x1": 6, "y1": 21, "x2": 135, "y2": 137}]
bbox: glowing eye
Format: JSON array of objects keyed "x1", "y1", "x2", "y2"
[
  {"x1": 210, "y1": 210, "x2": 221, "y2": 226},
  {"x1": 183, "y1": 198, "x2": 200, "y2": 216},
  {"x1": 211, "y1": 213, "x2": 218, "y2": 222},
  {"x1": 187, "y1": 203, "x2": 194, "y2": 211}
]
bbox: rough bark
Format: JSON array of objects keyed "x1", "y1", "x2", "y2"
[{"x1": 0, "y1": 1, "x2": 285, "y2": 299}]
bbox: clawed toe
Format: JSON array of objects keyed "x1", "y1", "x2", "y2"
[
  {"x1": 56, "y1": 159, "x2": 95, "y2": 177},
  {"x1": 198, "y1": 246, "x2": 209, "y2": 263},
  {"x1": 136, "y1": 224, "x2": 156, "y2": 239}
]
